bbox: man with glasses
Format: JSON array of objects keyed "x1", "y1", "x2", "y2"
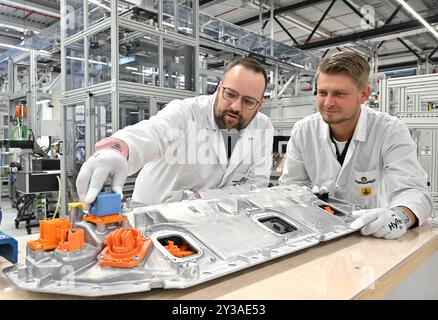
[{"x1": 76, "y1": 57, "x2": 273, "y2": 208}]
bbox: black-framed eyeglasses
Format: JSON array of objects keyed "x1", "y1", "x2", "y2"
[{"x1": 221, "y1": 86, "x2": 261, "y2": 110}]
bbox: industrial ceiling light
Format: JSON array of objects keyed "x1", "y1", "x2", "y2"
[
  {"x1": 396, "y1": 0, "x2": 438, "y2": 40},
  {"x1": 0, "y1": 43, "x2": 30, "y2": 51},
  {"x1": 0, "y1": 23, "x2": 25, "y2": 33}
]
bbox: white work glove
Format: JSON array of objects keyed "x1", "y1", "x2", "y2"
[
  {"x1": 311, "y1": 185, "x2": 328, "y2": 194},
  {"x1": 350, "y1": 208, "x2": 407, "y2": 240},
  {"x1": 76, "y1": 150, "x2": 128, "y2": 210},
  {"x1": 311, "y1": 185, "x2": 329, "y2": 200}
]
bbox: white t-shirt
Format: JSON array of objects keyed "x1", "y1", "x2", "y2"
[{"x1": 332, "y1": 138, "x2": 348, "y2": 155}]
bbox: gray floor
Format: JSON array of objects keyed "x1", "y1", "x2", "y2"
[
  {"x1": 384, "y1": 250, "x2": 438, "y2": 300},
  {"x1": 0, "y1": 198, "x2": 40, "y2": 237}
]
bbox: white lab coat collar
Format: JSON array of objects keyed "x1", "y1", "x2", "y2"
[
  {"x1": 207, "y1": 92, "x2": 220, "y2": 131},
  {"x1": 352, "y1": 105, "x2": 368, "y2": 142}
]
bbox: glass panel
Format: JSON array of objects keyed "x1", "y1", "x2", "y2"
[
  {"x1": 163, "y1": 39, "x2": 195, "y2": 91},
  {"x1": 94, "y1": 94, "x2": 112, "y2": 140},
  {"x1": 119, "y1": 0, "x2": 158, "y2": 27},
  {"x1": 119, "y1": 29, "x2": 159, "y2": 86},
  {"x1": 89, "y1": 29, "x2": 112, "y2": 86},
  {"x1": 119, "y1": 94, "x2": 150, "y2": 128},
  {"x1": 66, "y1": 40, "x2": 85, "y2": 91},
  {"x1": 163, "y1": 1, "x2": 194, "y2": 37},
  {"x1": 65, "y1": 0, "x2": 84, "y2": 38},
  {"x1": 199, "y1": 52, "x2": 221, "y2": 95},
  {"x1": 177, "y1": 2, "x2": 194, "y2": 37},
  {"x1": 89, "y1": 0, "x2": 111, "y2": 26},
  {"x1": 65, "y1": 104, "x2": 85, "y2": 177},
  {"x1": 0, "y1": 59, "x2": 8, "y2": 93},
  {"x1": 21, "y1": 22, "x2": 60, "y2": 51},
  {"x1": 163, "y1": 0, "x2": 176, "y2": 31},
  {"x1": 199, "y1": 11, "x2": 319, "y2": 70}
]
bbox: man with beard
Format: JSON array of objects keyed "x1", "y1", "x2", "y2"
[
  {"x1": 279, "y1": 51, "x2": 432, "y2": 240},
  {"x1": 76, "y1": 57, "x2": 273, "y2": 208}
]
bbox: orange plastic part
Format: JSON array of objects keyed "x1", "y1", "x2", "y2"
[
  {"x1": 324, "y1": 206, "x2": 335, "y2": 215},
  {"x1": 83, "y1": 213, "x2": 128, "y2": 225},
  {"x1": 15, "y1": 105, "x2": 20, "y2": 118},
  {"x1": 165, "y1": 240, "x2": 194, "y2": 258},
  {"x1": 98, "y1": 228, "x2": 153, "y2": 268},
  {"x1": 28, "y1": 218, "x2": 71, "y2": 251},
  {"x1": 57, "y1": 228, "x2": 85, "y2": 252},
  {"x1": 15, "y1": 104, "x2": 28, "y2": 118}
]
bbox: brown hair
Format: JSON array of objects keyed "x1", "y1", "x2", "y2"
[
  {"x1": 224, "y1": 57, "x2": 268, "y2": 92},
  {"x1": 316, "y1": 51, "x2": 370, "y2": 89}
]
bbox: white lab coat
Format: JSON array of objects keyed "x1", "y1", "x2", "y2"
[
  {"x1": 279, "y1": 105, "x2": 432, "y2": 225},
  {"x1": 113, "y1": 93, "x2": 274, "y2": 204}
]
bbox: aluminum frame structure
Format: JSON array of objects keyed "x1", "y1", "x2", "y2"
[
  {"x1": 0, "y1": 49, "x2": 58, "y2": 140},
  {"x1": 59, "y1": 0, "x2": 201, "y2": 213},
  {"x1": 379, "y1": 73, "x2": 438, "y2": 220},
  {"x1": 0, "y1": 18, "x2": 61, "y2": 139},
  {"x1": 59, "y1": 0, "x2": 319, "y2": 214},
  {"x1": 4, "y1": 184, "x2": 357, "y2": 297}
]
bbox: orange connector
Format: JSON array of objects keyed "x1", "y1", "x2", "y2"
[
  {"x1": 83, "y1": 213, "x2": 127, "y2": 225},
  {"x1": 98, "y1": 228, "x2": 153, "y2": 268},
  {"x1": 165, "y1": 240, "x2": 195, "y2": 258},
  {"x1": 57, "y1": 228, "x2": 85, "y2": 252},
  {"x1": 28, "y1": 218, "x2": 71, "y2": 251},
  {"x1": 323, "y1": 206, "x2": 335, "y2": 215},
  {"x1": 15, "y1": 103, "x2": 28, "y2": 118}
]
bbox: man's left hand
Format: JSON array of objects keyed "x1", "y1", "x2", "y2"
[{"x1": 350, "y1": 208, "x2": 407, "y2": 240}]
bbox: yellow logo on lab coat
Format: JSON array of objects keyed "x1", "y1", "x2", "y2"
[{"x1": 360, "y1": 187, "x2": 373, "y2": 197}]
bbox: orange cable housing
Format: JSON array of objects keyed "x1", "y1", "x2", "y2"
[
  {"x1": 28, "y1": 218, "x2": 71, "y2": 251},
  {"x1": 98, "y1": 228, "x2": 153, "y2": 268},
  {"x1": 83, "y1": 213, "x2": 127, "y2": 225},
  {"x1": 165, "y1": 240, "x2": 195, "y2": 258},
  {"x1": 57, "y1": 228, "x2": 85, "y2": 252}
]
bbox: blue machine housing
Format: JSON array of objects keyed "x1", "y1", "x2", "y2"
[
  {"x1": 0, "y1": 231, "x2": 18, "y2": 264},
  {"x1": 0, "y1": 207, "x2": 18, "y2": 264},
  {"x1": 89, "y1": 192, "x2": 122, "y2": 216}
]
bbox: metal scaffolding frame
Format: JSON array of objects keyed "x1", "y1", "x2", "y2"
[
  {"x1": 58, "y1": 0, "x2": 318, "y2": 213},
  {"x1": 59, "y1": 0, "x2": 200, "y2": 213},
  {"x1": 379, "y1": 73, "x2": 438, "y2": 220}
]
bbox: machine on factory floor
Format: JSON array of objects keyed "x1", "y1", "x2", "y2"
[
  {"x1": 0, "y1": 139, "x2": 61, "y2": 234},
  {"x1": 3, "y1": 184, "x2": 358, "y2": 297}
]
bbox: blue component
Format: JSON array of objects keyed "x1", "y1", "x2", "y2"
[
  {"x1": 89, "y1": 192, "x2": 122, "y2": 216},
  {"x1": 0, "y1": 231, "x2": 18, "y2": 264}
]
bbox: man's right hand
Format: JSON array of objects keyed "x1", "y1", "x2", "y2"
[{"x1": 76, "y1": 150, "x2": 129, "y2": 210}]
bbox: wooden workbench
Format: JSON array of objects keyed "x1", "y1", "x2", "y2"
[{"x1": 1, "y1": 223, "x2": 437, "y2": 300}]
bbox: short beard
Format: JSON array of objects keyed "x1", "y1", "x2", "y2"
[
  {"x1": 213, "y1": 98, "x2": 259, "y2": 130},
  {"x1": 215, "y1": 109, "x2": 244, "y2": 130},
  {"x1": 321, "y1": 110, "x2": 357, "y2": 126}
]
